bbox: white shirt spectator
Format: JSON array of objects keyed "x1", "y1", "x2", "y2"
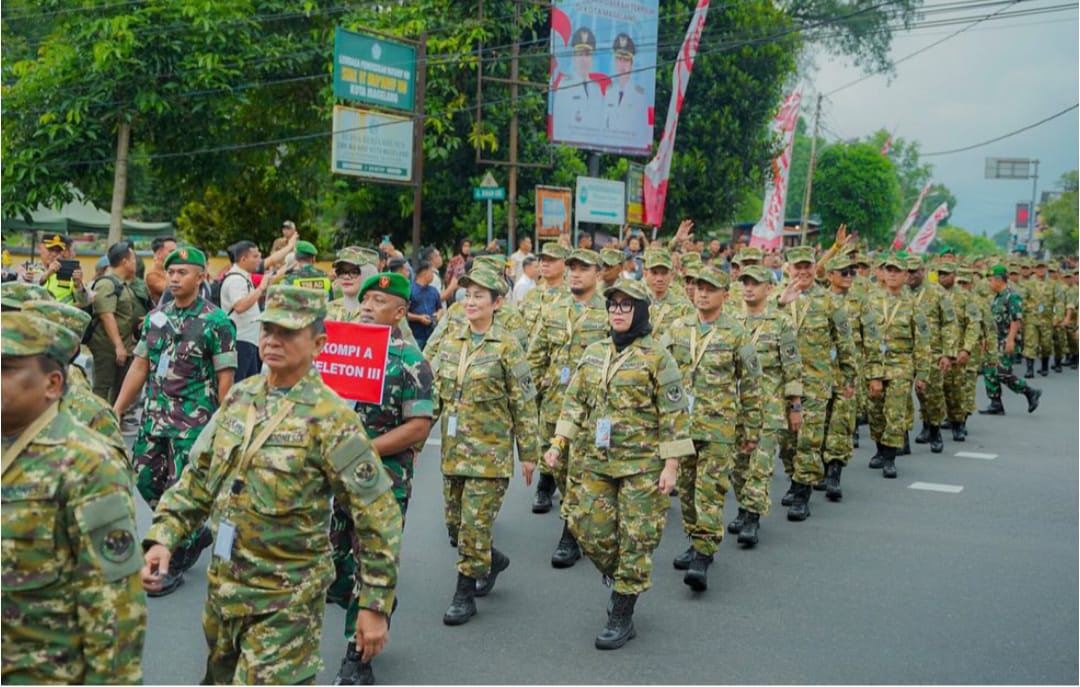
[
  {"x1": 220, "y1": 265, "x2": 259, "y2": 345},
  {"x1": 512, "y1": 273, "x2": 536, "y2": 305}
]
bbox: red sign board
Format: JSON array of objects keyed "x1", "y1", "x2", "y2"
[{"x1": 314, "y1": 321, "x2": 391, "y2": 404}]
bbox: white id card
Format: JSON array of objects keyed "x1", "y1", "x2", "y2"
[
  {"x1": 155, "y1": 352, "x2": 171, "y2": 378},
  {"x1": 595, "y1": 417, "x2": 611, "y2": 448},
  {"x1": 881, "y1": 343, "x2": 888, "y2": 354},
  {"x1": 830, "y1": 348, "x2": 837, "y2": 361},
  {"x1": 446, "y1": 415, "x2": 458, "y2": 438},
  {"x1": 687, "y1": 394, "x2": 696, "y2": 414},
  {"x1": 213, "y1": 520, "x2": 236, "y2": 562},
  {"x1": 559, "y1": 366, "x2": 571, "y2": 385}
]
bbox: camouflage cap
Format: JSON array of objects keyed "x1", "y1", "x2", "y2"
[
  {"x1": 785, "y1": 246, "x2": 815, "y2": 265},
  {"x1": 258, "y1": 285, "x2": 327, "y2": 329},
  {"x1": 163, "y1": 246, "x2": 207, "y2": 269},
  {"x1": 825, "y1": 254, "x2": 854, "y2": 272},
  {"x1": 600, "y1": 247, "x2": 625, "y2": 268},
  {"x1": 294, "y1": 240, "x2": 318, "y2": 257},
  {"x1": 1, "y1": 311, "x2": 81, "y2": 364},
  {"x1": 1033, "y1": 256, "x2": 1048, "y2": 267},
  {"x1": 1006, "y1": 261, "x2": 1022, "y2": 273},
  {"x1": 880, "y1": 254, "x2": 906, "y2": 270},
  {"x1": 905, "y1": 254, "x2": 924, "y2": 271},
  {"x1": 566, "y1": 248, "x2": 600, "y2": 267},
  {"x1": 21, "y1": 299, "x2": 92, "y2": 338},
  {"x1": 695, "y1": 264, "x2": 730, "y2": 289},
  {"x1": 732, "y1": 247, "x2": 763, "y2": 265},
  {"x1": 540, "y1": 242, "x2": 569, "y2": 260},
  {"x1": 471, "y1": 254, "x2": 507, "y2": 272},
  {"x1": 956, "y1": 268, "x2": 974, "y2": 283},
  {"x1": 359, "y1": 272, "x2": 410, "y2": 303},
  {"x1": 852, "y1": 253, "x2": 871, "y2": 266},
  {"x1": 643, "y1": 248, "x2": 673, "y2": 270},
  {"x1": 680, "y1": 252, "x2": 703, "y2": 269},
  {"x1": 459, "y1": 268, "x2": 507, "y2": 296},
  {"x1": 334, "y1": 246, "x2": 378, "y2": 267},
  {"x1": 738, "y1": 264, "x2": 774, "y2": 284},
  {"x1": 683, "y1": 267, "x2": 701, "y2": 281},
  {"x1": 603, "y1": 277, "x2": 652, "y2": 302},
  {"x1": 1, "y1": 281, "x2": 54, "y2": 310},
  {"x1": 989, "y1": 265, "x2": 1009, "y2": 279},
  {"x1": 935, "y1": 260, "x2": 956, "y2": 274}
]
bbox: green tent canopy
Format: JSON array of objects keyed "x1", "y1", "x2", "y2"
[{"x1": 2, "y1": 197, "x2": 173, "y2": 238}]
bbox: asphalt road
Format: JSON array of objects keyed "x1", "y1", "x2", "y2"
[{"x1": 138, "y1": 368, "x2": 1078, "y2": 685}]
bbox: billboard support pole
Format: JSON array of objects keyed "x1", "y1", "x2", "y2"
[
  {"x1": 410, "y1": 32, "x2": 427, "y2": 264},
  {"x1": 1028, "y1": 159, "x2": 1039, "y2": 255},
  {"x1": 507, "y1": 0, "x2": 521, "y2": 254}
]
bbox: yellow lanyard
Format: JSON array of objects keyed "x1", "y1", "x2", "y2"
[
  {"x1": 455, "y1": 336, "x2": 488, "y2": 399},
  {"x1": 601, "y1": 345, "x2": 636, "y2": 389},
  {"x1": 565, "y1": 302, "x2": 591, "y2": 344},
  {"x1": 224, "y1": 397, "x2": 295, "y2": 498},
  {"x1": 882, "y1": 298, "x2": 904, "y2": 332},
  {"x1": 914, "y1": 287, "x2": 928, "y2": 307},
  {"x1": 749, "y1": 318, "x2": 767, "y2": 347},
  {"x1": 1, "y1": 402, "x2": 59, "y2": 479},
  {"x1": 689, "y1": 323, "x2": 718, "y2": 376},
  {"x1": 788, "y1": 297, "x2": 810, "y2": 333}
]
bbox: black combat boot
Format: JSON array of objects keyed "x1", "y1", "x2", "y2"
[
  {"x1": 812, "y1": 476, "x2": 827, "y2": 492},
  {"x1": 443, "y1": 573, "x2": 477, "y2": 625},
  {"x1": 853, "y1": 427, "x2": 860, "y2": 448},
  {"x1": 915, "y1": 422, "x2": 932, "y2": 444},
  {"x1": 550, "y1": 522, "x2": 581, "y2": 569},
  {"x1": 1053, "y1": 356, "x2": 1064, "y2": 373},
  {"x1": 929, "y1": 425, "x2": 944, "y2": 454},
  {"x1": 532, "y1": 473, "x2": 555, "y2": 513},
  {"x1": 1024, "y1": 358, "x2": 1035, "y2": 378},
  {"x1": 780, "y1": 480, "x2": 797, "y2": 507},
  {"x1": 475, "y1": 548, "x2": 510, "y2": 597},
  {"x1": 951, "y1": 420, "x2": 966, "y2": 442},
  {"x1": 786, "y1": 482, "x2": 811, "y2": 521},
  {"x1": 881, "y1": 446, "x2": 898, "y2": 479},
  {"x1": 1024, "y1": 386, "x2": 1042, "y2": 413},
  {"x1": 979, "y1": 397, "x2": 1005, "y2": 415},
  {"x1": 683, "y1": 550, "x2": 713, "y2": 592},
  {"x1": 595, "y1": 592, "x2": 637, "y2": 650},
  {"x1": 737, "y1": 512, "x2": 760, "y2": 546},
  {"x1": 673, "y1": 545, "x2": 694, "y2": 570},
  {"x1": 901, "y1": 431, "x2": 911, "y2": 456},
  {"x1": 824, "y1": 461, "x2": 843, "y2": 501},
  {"x1": 1071, "y1": 355, "x2": 1078, "y2": 370},
  {"x1": 333, "y1": 644, "x2": 374, "y2": 686},
  {"x1": 727, "y1": 508, "x2": 748, "y2": 535},
  {"x1": 1039, "y1": 357, "x2": 1050, "y2": 376},
  {"x1": 868, "y1": 442, "x2": 884, "y2": 469}
]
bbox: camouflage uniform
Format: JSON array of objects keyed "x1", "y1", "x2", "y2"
[
  {"x1": 326, "y1": 298, "x2": 418, "y2": 348},
  {"x1": 983, "y1": 285, "x2": 1031, "y2": 398},
  {"x1": 428, "y1": 297, "x2": 529, "y2": 363},
  {"x1": 869, "y1": 285, "x2": 931, "y2": 449},
  {"x1": 907, "y1": 271, "x2": 958, "y2": 430},
  {"x1": 939, "y1": 272, "x2": 982, "y2": 426},
  {"x1": 145, "y1": 287, "x2": 401, "y2": 684},
  {"x1": 1, "y1": 312, "x2": 146, "y2": 684},
  {"x1": 520, "y1": 243, "x2": 570, "y2": 339},
  {"x1": 1021, "y1": 274, "x2": 1052, "y2": 361}
]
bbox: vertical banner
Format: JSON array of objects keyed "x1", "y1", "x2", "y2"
[
  {"x1": 907, "y1": 202, "x2": 950, "y2": 254},
  {"x1": 536, "y1": 186, "x2": 573, "y2": 238},
  {"x1": 642, "y1": 0, "x2": 710, "y2": 227},
  {"x1": 548, "y1": 0, "x2": 659, "y2": 155},
  {"x1": 626, "y1": 162, "x2": 645, "y2": 225},
  {"x1": 891, "y1": 181, "x2": 932, "y2": 250},
  {"x1": 748, "y1": 90, "x2": 802, "y2": 250}
]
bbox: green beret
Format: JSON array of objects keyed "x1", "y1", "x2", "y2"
[
  {"x1": 603, "y1": 278, "x2": 651, "y2": 303},
  {"x1": 989, "y1": 265, "x2": 1009, "y2": 279},
  {"x1": 600, "y1": 248, "x2": 625, "y2": 268},
  {"x1": 295, "y1": 240, "x2": 318, "y2": 257},
  {"x1": 643, "y1": 249, "x2": 672, "y2": 270},
  {"x1": 738, "y1": 264, "x2": 773, "y2": 284},
  {"x1": 1, "y1": 311, "x2": 81, "y2": 364},
  {"x1": 785, "y1": 246, "x2": 815, "y2": 265},
  {"x1": 459, "y1": 268, "x2": 507, "y2": 296},
  {"x1": 163, "y1": 246, "x2": 207, "y2": 269},
  {"x1": 566, "y1": 249, "x2": 600, "y2": 267},
  {"x1": 540, "y1": 243, "x2": 569, "y2": 260},
  {"x1": 472, "y1": 254, "x2": 506, "y2": 272},
  {"x1": 335, "y1": 246, "x2": 378, "y2": 267},
  {"x1": 21, "y1": 299, "x2": 92, "y2": 338},
  {"x1": 359, "y1": 272, "x2": 410, "y2": 303},
  {"x1": 0, "y1": 282, "x2": 53, "y2": 310},
  {"x1": 695, "y1": 264, "x2": 729, "y2": 289},
  {"x1": 732, "y1": 247, "x2": 763, "y2": 265},
  {"x1": 826, "y1": 254, "x2": 854, "y2": 272},
  {"x1": 258, "y1": 285, "x2": 327, "y2": 330}
]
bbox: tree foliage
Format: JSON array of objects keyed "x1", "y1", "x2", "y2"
[
  {"x1": 931, "y1": 225, "x2": 999, "y2": 256},
  {"x1": 1040, "y1": 170, "x2": 1079, "y2": 256},
  {"x1": 811, "y1": 140, "x2": 900, "y2": 246}
]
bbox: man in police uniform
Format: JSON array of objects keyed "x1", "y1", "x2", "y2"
[
  {"x1": 282, "y1": 240, "x2": 333, "y2": 298},
  {"x1": 36, "y1": 233, "x2": 89, "y2": 306},
  {"x1": 552, "y1": 27, "x2": 607, "y2": 139},
  {"x1": 604, "y1": 33, "x2": 649, "y2": 146}
]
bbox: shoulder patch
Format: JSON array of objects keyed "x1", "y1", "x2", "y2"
[{"x1": 76, "y1": 491, "x2": 142, "y2": 582}]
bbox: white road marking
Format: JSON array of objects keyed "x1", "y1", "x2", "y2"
[
  {"x1": 955, "y1": 451, "x2": 997, "y2": 460},
  {"x1": 909, "y1": 482, "x2": 964, "y2": 494}
]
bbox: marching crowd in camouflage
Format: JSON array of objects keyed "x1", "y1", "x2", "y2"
[{"x1": 2, "y1": 223, "x2": 1076, "y2": 684}]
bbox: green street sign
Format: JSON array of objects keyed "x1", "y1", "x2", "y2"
[
  {"x1": 334, "y1": 28, "x2": 416, "y2": 112},
  {"x1": 473, "y1": 187, "x2": 506, "y2": 201}
]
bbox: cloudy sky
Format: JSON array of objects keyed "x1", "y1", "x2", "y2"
[{"x1": 810, "y1": 0, "x2": 1078, "y2": 237}]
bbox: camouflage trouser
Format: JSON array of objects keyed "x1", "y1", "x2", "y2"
[
  {"x1": 983, "y1": 350, "x2": 1027, "y2": 398},
  {"x1": 869, "y1": 376, "x2": 911, "y2": 449},
  {"x1": 964, "y1": 362, "x2": 981, "y2": 417},
  {"x1": 568, "y1": 470, "x2": 668, "y2": 595},
  {"x1": 329, "y1": 456, "x2": 411, "y2": 638},
  {"x1": 677, "y1": 441, "x2": 732, "y2": 556},
  {"x1": 823, "y1": 390, "x2": 856, "y2": 466},
  {"x1": 943, "y1": 361, "x2": 970, "y2": 423},
  {"x1": 132, "y1": 430, "x2": 197, "y2": 509},
  {"x1": 1069, "y1": 326, "x2": 1079, "y2": 356},
  {"x1": 442, "y1": 476, "x2": 508, "y2": 579},
  {"x1": 779, "y1": 395, "x2": 827, "y2": 486},
  {"x1": 202, "y1": 596, "x2": 323, "y2": 685},
  {"x1": 732, "y1": 430, "x2": 781, "y2": 516},
  {"x1": 916, "y1": 366, "x2": 946, "y2": 425},
  {"x1": 1022, "y1": 319, "x2": 1053, "y2": 359},
  {"x1": 1054, "y1": 326, "x2": 1069, "y2": 359}
]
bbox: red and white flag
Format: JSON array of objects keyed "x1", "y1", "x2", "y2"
[
  {"x1": 880, "y1": 135, "x2": 893, "y2": 155},
  {"x1": 642, "y1": 0, "x2": 709, "y2": 227},
  {"x1": 748, "y1": 90, "x2": 801, "y2": 250},
  {"x1": 907, "y1": 201, "x2": 949, "y2": 254},
  {"x1": 891, "y1": 181, "x2": 931, "y2": 250}
]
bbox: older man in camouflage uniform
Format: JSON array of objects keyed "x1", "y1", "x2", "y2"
[
  {"x1": 2, "y1": 311, "x2": 147, "y2": 684},
  {"x1": 957, "y1": 268, "x2": 993, "y2": 420},
  {"x1": 115, "y1": 247, "x2": 237, "y2": 596},
  {"x1": 936, "y1": 261, "x2": 982, "y2": 441},
  {"x1": 644, "y1": 248, "x2": 694, "y2": 332},
  {"x1": 663, "y1": 265, "x2": 761, "y2": 590},
  {"x1": 142, "y1": 286, "x2": 401, "y2": 684},
  {"x1": 979, "y1": 265, "x2": 1042, "y2": 415},
  {"x1": 906, "y1": 254, "x2": 957, "y2": 454}
]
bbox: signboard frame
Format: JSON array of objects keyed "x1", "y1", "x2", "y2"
[
  {"x1": 334, "y1": 27, "x2": 417, "y2": 112},
  {"x1": 331, "y1": 105, "x2": 414, "y2": 184},
  {"x1": 536, "y1": 185, "x2": 572, "y2": 240}
]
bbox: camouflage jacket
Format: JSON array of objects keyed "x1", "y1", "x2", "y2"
[
  {"x1": 356, "y1": 325, "x2": 434, "y2": 464},
  {"x1": 520, "y1": 281, "x2": 570, "y2": 339},
  {"x1": 1, "y1": 404, "x2": 146, "y2": 684},
  {"x1": 873, "y1": 290, "x2": 932, "y2": 383},
  {"x1": 134, "y1": 297, "x2": 238, "y2": 439},
  {"x1": 943, "y1": 286, "x2": 983, "y2": 357},
  {"x1": 663, "y1": 314, "x2": 763, "y2": 443},
  {"x1": 991, "y1": 287, "x2": 1024, "y2": 343},
  {"x1": 734, "y1": 304, "x2": 803, "y2": 431},
  {"x1": 781, "y1": 285, "x2": 857, "y2": 399},
  {"x1": 526, "y1": 291, "x2": 610, "y2": 427},
  {"x1": 428, "y1": 300, "x2": 528, "y2": 364},
  {"x1": 432, "y1": 323, "x2": 540, "y2": 478},
  {"x1": 832, "y1": 288, "x2": 885, "y2": 382},
  {"x1": 909, "y1": 282, "x2": 958, "y2": 359},
  {"x1": 146, "y1": 368, "x2": 402, "y2": 619},
  {"x1": 649, "y1": 291, "x2": 695, "y2": 333},
  {"x1": 556, "y1": 335, "x2": 694, "y2": 478},
  {"x1": 326, "y1": 299, "x2": 418, "y2": 348},
  {"x1": 1023, "y1": 277, "x2": 1053, "y2": 323},
  {"x1": 59, "y1": 385, "x2": 130, "y2": 473}
]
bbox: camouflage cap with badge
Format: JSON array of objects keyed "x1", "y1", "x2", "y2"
[
  {"x1": 258, "y1": 285, "x2": 327, "y2": 329},
  {"x1": 738, "y1": 264, "x2": 774, "y2": 284},
  {"x1": 471, "y1": 254, "x2": 507, "y2": 273},
  {"x1": 600, "y1": 247, "x2": 625, "y2": 268},
  {"x1": 825, "y1": 254, "x2": 854, "y2": 272},
  {"x1": 459, "y1": 268, "x2": 507, "y2": 296},
  {"x1": 956, "y1": 268, "x2": 974, "y2": 283},
  {"x1": 680, "y1": 252, "x2": 703, "y2": 270},
  {"x1": 163, "y1": 246, "x2": 207, "y2": 269},
  {"x1": 540, "y1": 242, "x2": 569, "y2": 260},
  {"x1": 905, "y1": 254, "x2": 924, "y2": 271},
  {"x1": 0, "y1": 281, "x2": 53, "y2": 310},
  {"x1": 935, "y1": 260, "x2": 956, "y2": 274},
  {"x1": 695, "y1": 264, "x2": 729, "y2": 289},
  {"x1": 2, "y1": 311, "x2": 81, "y2": 364},
  {"x1": 880, "y1": 254, "x2": 906, "y2": 270},
  {"x1": 643, "y1": 248, "x2": 673, "y2": 270},
  {"x1": 784, "y1": 245, "x2": 815, "y2": 265},
  {"x1": 603, "y1": 278, "x2": 652, "y2": 302},
  {"x1": 21, "y1": 299, "x2": 92, "y2": 339},
  {"x1": 566, "y1": 248, "x2": 600, "y2": 267},
  {"x1": 359, "y1": 272, "x2": 410, "y2": 303}
]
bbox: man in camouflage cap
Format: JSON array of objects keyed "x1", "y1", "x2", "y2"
[
  {"x1": 644, "y1": 248, "x2": 694, "y2": 331},
  {"x1": 143, "y1": 285, "x2": 402, "y2": 683},
  {"x1": 520, "y1": 242, "x2": 570, "y2": 339},
  {"x1": 599, "y1": 247, "x2": 625, "y2": 290},
  {"x1": 979, "y1": 265, "x2": 1041, "y2": 415},
  {"x1": 2, "y1": 311, "x2": 147, "y2": 683},
  {"x1": 935, "y1": 261, "x2": 982, "y2": 441},
  {"x1": 329, "y1": 248, "x2": 417, "y2": 347}
]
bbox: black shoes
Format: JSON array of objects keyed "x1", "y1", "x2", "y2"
[
  {"x1": 869, "y1": 443, "x2": 884, "y2": 469},
  {"x1": 915, "y1": 423, "x2": 931, "y2": 444},
  {"x1": 951, "y1": 420, "x2": 967, "y2": 442},
  {"x1": 727, "y1": 508, "x2": 748, "y2": 535},
  {"x1": 1024, "y1": 387, "x2": 1041, "y2": 413},
  {"x1": 1039, "y1": 358, "x2": 1049, "y2": 377},
  {"x1": 532, "y1": 473, "x2": 555, "y2": 513},
  {"x1": 786, "y1": 483, "x2": 811, "y2": 522},
  {"x1": 551, "y1": 523, "x2": 581, "y2": 568},
  {"x1": 881, "y1": 446, "x2": 898, "y2": 479},
  {"x1": 780, "y1": 481, "x2": 797, "y2": 507},
  {"x1": 737, "y1": 512, "x2": 760, "y2": 546},
  {"x1": 443, "y1": 573, "x2": 478, "y2": 625},
  {"x1": 673, "y1": 545, "x2": 694, "y2": 571},
  {"x1": 929, "y1": 425, "x2": 944, "y2": 454},
  {"x1": 901, "y1": 431, "x2": 911, "y2": 456},
  {"x1": 475, "y1": 548, "x2": 510, "y2": 597},
  {"x1": 333, "y1": 644, "x2": 375, "y2": 686},
  {"x1": 1024, "y1": 358, "x2": 1035, "y2": 379},
  {"x1": 824, "y1": 461, "x2": 843, "y2": 501},
  {"x1": 979, "y1": 398, "x2": 1005, "y2": 415},
  {"x1": 683, "y1": 551, "x2": 713, "y2": 592},
  {"x1": 595, "y1": 593, "x2": 637, "y2": 650}
]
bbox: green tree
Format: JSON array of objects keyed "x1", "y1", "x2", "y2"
[
  {"x1": 1040, "y1": 170, "x2": 1079, "y2": 256},
  {"x1": 811, "y1": 141, "x2": 900, "y2": 246},
  {"x1": 931, "y1": 224, "x2": 999, "y2": 256}
]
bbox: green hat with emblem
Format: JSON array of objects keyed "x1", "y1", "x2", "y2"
[
  {"x1": 989, "y1": 265, "x2": 1009, "y2": 279},
  {"x1": 738, "y1": 264, "x2": 774, "y2": 284},
  {"x1": 258, "y1": 285, "x2": 327, "y2": 329},
  {"x1": 459, "y1": 267, "x2": 507, "y2": 296},
  {"x1": 21, "y1": 299, "x2": 92, "y2": 338},
  {"x1": 540, "y1": 242, "x2": 569, "y2": 260},
  {"x1": 825, "y1": 254, "x2": 854, "y2": 272},
  {"x1": 471, "y1": 254, "x2": 507, "y2": 272},
  {"x1": 295, "y1": 240, "x2": 318, "y2": 257},
  {"x1": 1, "y1": 311, "x2": 81, "y2": 364},
  {"x1": 359, "y1": 272, "x2": 410, "y2": 303},
  {"x1": 334, "y1": 246, "x2": 378, "y2": 267},
  {"x1": 603, "y1": 277, "x2": 651, "y2": 302},
  {"x1": 695, "y1": 264, "x2": 730, "y2": 289},
  {"x1": 785, "y1": 246, "x2": 815, "y2": 265},
  {"x1": 600, "y1": 247, "x2": 625, "y2": 268},
  {"x1": 0, "y1": 281, "x2": 53, "y2": 310},
  {"x1": 643, "y1": 248, "x2": 673, "y2": 270},
  {"x1": 163, "y1": 246, "x2": 207, "y2": 270},
  {"x1": 566, "y1": 248, "x2": 600, "y2": 267}
]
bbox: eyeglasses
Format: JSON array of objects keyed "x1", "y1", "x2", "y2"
[
  {"x1": 336, "y1": 267, "x2": 362, "y2": 277},
  {"x1": 834, "y1": 268, "x2": 855, "y2": 277},
  {"x1": 606, "y1": 299, "x2": 634, "y2": 313}
]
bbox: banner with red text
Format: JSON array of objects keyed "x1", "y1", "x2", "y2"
[
  {"x1": 315, "y1": 321, "x2": 392, "y2": 404},
  {"x1": 891, "y1": 181, "x2": 932, "y2": 250},
  {"x1": 748, "y1": 90, "x2": 802, "y2": 250},
  {"x1": 907, "y1": 201, "x2": 950, "y2": 254}
]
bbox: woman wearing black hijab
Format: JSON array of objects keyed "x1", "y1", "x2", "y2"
[{"x1": 543, "y1": 278, "x2": 694, "y2": 650}]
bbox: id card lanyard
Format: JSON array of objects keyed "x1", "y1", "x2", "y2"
[
  {"x1": 446, "y1": 337, "x2": 486, "y2": 438},
  {"x1": 881, "y1": 298, "x2": 904, "y2": 354},
  {"x1": 687, "y1": 323, "x2": 717, "y2": 412},
  {"x1": 595, "y1": 344, "x2": 635, "y2": 449}
]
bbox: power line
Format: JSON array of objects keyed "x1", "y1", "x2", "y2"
[{"x1": 921, "y1": 103, "x2": 1078, "y2": 156}]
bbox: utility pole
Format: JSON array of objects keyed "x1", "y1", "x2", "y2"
[
  {"x1": 410, "y1": 32, "x2": 428, "y2": 262},
  {"x1": 1028, "y1": 159, "x2": 1039, "y2": 255},
  {"x1": 507, "y1": 0, "x2": 520, "y2": 253},
  {"x1": 108, "y1": 121, "x2": 131, "y2": 245},
  {"x1": 798, "y1": 94, "x2": 822, "y2": 246}
]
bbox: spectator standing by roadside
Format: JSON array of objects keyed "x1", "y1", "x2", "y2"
[
  {"x1": 446, "y1": 239, "x2": 471, "y2": 283},
  {"x1": 145, "y1": 237, "x2": 177, "y2": 305},
  {"x1": 221, "y1": 241, "x2": 279, "y2": 381},
  {"x1": 513, "y1": 255, "x2": 539, "y2": 305},
  {"x1": 408, "y1": 261, "x2": 443, "y2": 350},
  {"x1": 271, "y1": 219, "x2": 298, "y2": 255},
  {"x1": 509, "y1": 236, "x2": 533, "y2": 281}
]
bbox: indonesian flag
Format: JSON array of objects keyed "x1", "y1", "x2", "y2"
[
  {"x1": 907, "y1": 201, "x2": 950, "y2": 254},
  {"x1": 891, "y1": 181, "x2": 932, "y2": 250},
  {"x1": 748, "y1": 89, "x2": 802, "y2": 250},
  {"x1": 881, "y1": 135, "x2": 893, "y2": 155},
  {"x1": 642, "y1": 0, "x2": 709, "y2": 227}
]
